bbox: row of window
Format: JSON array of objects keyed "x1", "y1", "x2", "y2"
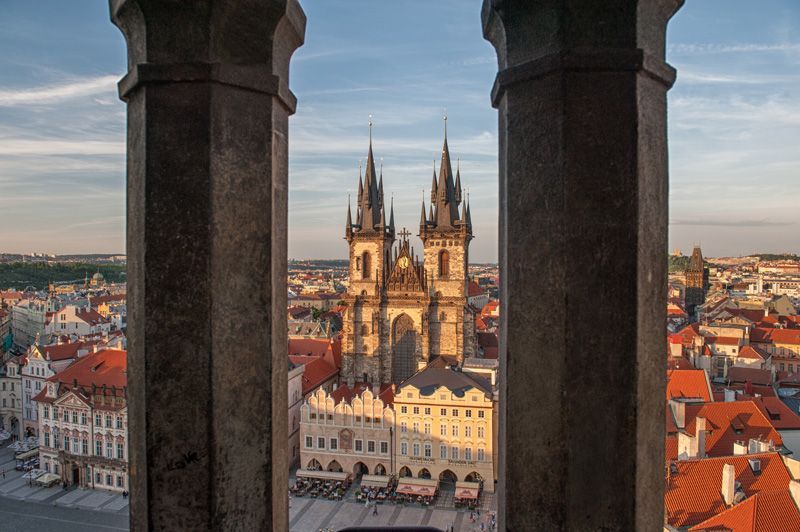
[
  {"x1": 399, "y1": 442, "x2": 485, "y2": 461},
  {"x1": 308, "y1": 413, "x2": 383, "y2": 424},
  {"x1": 43, "y1": 433, "x2": 125, "y2": 460},
  {"x1": 43, "y1": 407, "x2": 123, "y2": 429},
  {"x1": 42, "y1": 462, "x2": 126, "y2": 488},
  {"x1": 1, "y1": 382, "x2": 14, "y2": 391},
  {"x1": 399, "y1": 406, "x2": 486, "y2": 418},
  {"x1": 2, "y1": 398, "x2": 14, "y2": 408},
  {"x1": 400, "y1": 422, "x2": 486, "y2": 439},
  {"x1": 304, "y1": 436, "x2": 389, "y2": 455}
]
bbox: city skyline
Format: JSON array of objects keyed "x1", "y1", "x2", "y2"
[{"x1": 0, "y1": 1, "x2": 799, "y2": 260}]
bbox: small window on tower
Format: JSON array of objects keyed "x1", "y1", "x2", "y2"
[
  {"x1": 362, "y1": 251, "x2": 371, "y2": 279},
  {"x1": 361, "y1": 324, "x2": 369, "y2": 336},
  {"x1": 439, "y1": 250, "x2": 449, "y2": 278}
]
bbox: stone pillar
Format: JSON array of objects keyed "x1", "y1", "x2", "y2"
[
  {"x1": 482, "y1": 1, "x2": 681, "y2": 530},
  {"x1": 110, "y1": 1, "x2": 305, "y2": 530}
]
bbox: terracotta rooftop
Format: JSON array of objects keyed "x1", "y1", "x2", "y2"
[
  {"x1": 751, "y1": 327, "x2": 800, "y2": 346},
  {"x1": 33, "y1": 348, "x2": 127, "y2": 402},
  {"x1": 289, "y1": 355, "x2": 338, "y2": 396},
  {"x1": 688, "y1": 488, "x2": 800, "y2": 532},
  {"x1": 737, "y1": 345, "x2": 771, "y2": 361},
  {"x1": 467, "y1": 281, "x2": 484, "y2": 297},
  {"x1": 726, "y1": 367, "x2": 774, "y2": 386},
  {"x1": 667, "y1": 370, "x2": 713, "y2": 402},
  {"x1": 665, "y1": 401, "x2": 783, "y2": 461},
  {"x1": 664, "y1": 452, "x2": 792, "y2": 528},
  {"x1": 329, "y1": 383, "x2": 394, "y2": 407}
]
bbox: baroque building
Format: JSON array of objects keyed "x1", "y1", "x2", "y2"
[{"x1": 341, "y1": 128, "x2": 476, "y2": 386}]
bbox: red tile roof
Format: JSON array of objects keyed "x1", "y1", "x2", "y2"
[
  {"x1": 666, "y1": 402, "x2": 783, "y2": 461},
  {"x1": 668, "y1": 357, "x2": 695, "y2": 370},
  {"x1": 706, "y1": 336, "x2": 743, "y2": 346},
  {"x1": 726, "y1": 367, "x2": 774, "y2": 386},
  {"x1": 88, "y1": 294, "x2": 126, "y2": 306},
  {"x1": 329, "y1": 383, "x2": 394, "y2": 407},
  {"x1": 289, "y1": 355, "x2": 338, "y2": 395},
  {"x1": 81, "y1": 308, "x2": 108, "y2": 325},
  {"x1": 468, "y1": 281, "x2": 485, "y2": 297},
  {"x1": 737, "y1": 345, "x2": 770, "y2": 361},
  {"x1": 667, "y1": 370, "x2": 713, "y2": 402},
  {"x1": 34, "y1": 349, "x2": 127, "y2": 402},
  {"x1": 751, "y1": 328, "x2": 800, "y2": 346},
  {"x1": 749, "y1": 397, "x2": 800, "y2": 430},
  {"x1": 665, "y1": 452, "x2": 792, "y2": 528},
  {"x1": 689, "y1": 489, "x2": 800, "y2": 532}
]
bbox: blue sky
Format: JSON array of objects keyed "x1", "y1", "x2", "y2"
[{"x1": 0, "y1": 1, "x2": 798, "y2": 261}]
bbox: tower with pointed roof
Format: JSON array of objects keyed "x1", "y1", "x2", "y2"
[
  {"x1": 342, "y1": 125, "x2": 395, "y2": 386},
  {"x1": 685, "y1": 245, "x2": 708, "y2": 320},
  {"x1": 419, "y1": 124, "x2": 475, "y2": 361},
  {"x1": 341, "y1": 121, "x2": 476, "y2": 387}
]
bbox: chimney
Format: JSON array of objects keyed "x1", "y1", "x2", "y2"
[
  {"x1": 733, "y1": 441, "x2": 747, "y2": 455},
  {"x1": 724, "y1": 388, "x2": 736, "y2": 402},
  {"x1": 670, "y1": 400, "x2": 686, "y2": 429},
  {"x1": 721, "y1": 464, "x2": 736, "y2": 506},
  {"x1": 696, "y1": 417, "x2": 707, "y2": 458}
]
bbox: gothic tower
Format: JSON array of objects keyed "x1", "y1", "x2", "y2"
[
  {"x1": 684, "y1": 245, "x2": 708, "y2": 320},
  {"x1": 342, "y1": 134, "x2": 395, "y2": 386},
  {"x1": 419, "y1": 128, "x2": 476, "y2": 361},
  {"x1": 341, "y1": 123, "x2": 477, "y2": 387}
]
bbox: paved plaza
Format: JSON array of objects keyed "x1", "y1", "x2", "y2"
[
  {"x1": 0, "y1": 445, "x2": 129, "y2": 531},
  {"x1": 289, "y1": 495, "x2": 497, "y2": 531},
  {"x1": 289, "y1": 472, "x2": 497, "y2": 532}
]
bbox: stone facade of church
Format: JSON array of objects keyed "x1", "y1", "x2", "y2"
[{"x1": 341, "y1": 131, "x2": 476, "y2": 386}]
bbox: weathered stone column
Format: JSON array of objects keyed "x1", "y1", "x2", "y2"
[
  {"x1": 110, "y1": 1, "x2": 304, "y2": 529},
  {"x1": 482, "y1": 1, "x2": 681, "y2": 530}
]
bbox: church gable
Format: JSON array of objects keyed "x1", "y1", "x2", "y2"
[{"x1": 386, "y1": 231, "x2": 426, "y2": 294}]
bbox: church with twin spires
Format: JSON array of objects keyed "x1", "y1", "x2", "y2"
[{"x1": 341, "y1": 127, "x2": 477, "y2": 386}]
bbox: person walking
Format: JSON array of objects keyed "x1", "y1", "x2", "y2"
[
  {"x1": 372, "y1": 503, "x2": 378, "y2": 516},
  {"x1": 2, "y1": 468, "x2": 5, "y2": 479}
]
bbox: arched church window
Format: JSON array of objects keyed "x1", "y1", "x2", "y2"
[
  {"x1": 362, "y1": 252, "x2": 371, "y2": 279},
  {"x1": 439, "y1": 250, "x2": 449, "y2": 278}
]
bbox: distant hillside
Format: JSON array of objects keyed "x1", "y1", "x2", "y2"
[
  {"x1": 751, "y1": 253, "x2": 799, "y2": 261},
  {"x1": 0, "y1": 263, "x2": 126, "y2": 291}
]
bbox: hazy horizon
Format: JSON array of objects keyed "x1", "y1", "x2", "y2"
[{"x1": 1, "y1": 1, "x2": 798, "y2": 260}]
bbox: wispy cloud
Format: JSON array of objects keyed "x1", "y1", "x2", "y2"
[
  {"x1": 0, "y1": 75, "x2": 119, "y2": 107},
  {"x1": 671, "y1": 219, "x2": 795, "y2": 227},
  {"x1": 0, "y1": 139, "x2": 124, "y2": 156},
  {"x1": 670, "y1": 43, "x2": 800, "y2": 55}
]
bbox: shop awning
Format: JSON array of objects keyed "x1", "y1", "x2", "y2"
[
  {"x1": 295, "y1": 469, "x2": 349, "y2": 481},
  {"x1": 35, "y1": 473, "x2": 61, "y2": 486},
  {"x1": 455, "y1": 481, "x2": 481, "y2": 499},
  {"x1": 15, "y1": 448, "x2": 39, "y2": 460},
  {"x1": 360, "y1": 474, "x2": 391, "y2": 488},
  {"x1": 396, "y1": 477, "x2": 439, "y2": 496}
]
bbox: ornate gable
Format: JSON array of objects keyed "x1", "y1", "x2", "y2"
[
  {"x1": 386, "y1": 230, "x2": 426, "y2": 293},
  {"x1": 54, "y1": 389, "x2": 90, "y2": 408}
]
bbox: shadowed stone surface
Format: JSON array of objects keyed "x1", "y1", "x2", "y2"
[
  {"x1": 110, "y1": 1, "x2": 305, "y2": 530},
  {"x1": 482, "y1": 1, "x2": 682, "y2": 530}
]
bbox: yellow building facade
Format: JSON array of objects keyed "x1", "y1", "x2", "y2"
[{"x1": 393, "y1": 365, "x2": 496, "y2": 492}]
